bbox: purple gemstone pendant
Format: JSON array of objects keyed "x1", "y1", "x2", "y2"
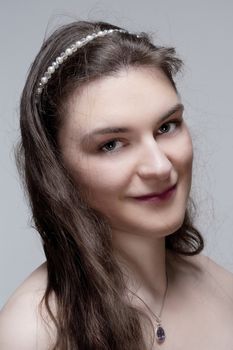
[{"x1": 156, "y1": 325, "x2": 166, "y2": 344}]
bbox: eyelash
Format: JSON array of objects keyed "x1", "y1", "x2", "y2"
[{"x1": 98, "y1": 119, "x2": 182, "y2": 154}]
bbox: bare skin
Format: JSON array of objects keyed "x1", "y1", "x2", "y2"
[
  {"x1": 1, "y1": 68, "x2": 233, "y2": 349},
  {"x1": 144, "y1": 252, "x2": 233, "y2": 350},
  {"x1": 0, "y1": 253, "x2": 233, "y2": 349},
  {"x1": 58, "y1": 66, "x2": 193, "y2": 305}
]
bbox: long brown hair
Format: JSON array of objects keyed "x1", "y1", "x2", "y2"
[{"x1": 16, "y1": 20, "x2": 204, "y2": 349}]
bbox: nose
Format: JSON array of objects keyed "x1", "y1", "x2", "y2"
[{"x1": 137, "y1": 141, "x2": 173, "y2": 180}]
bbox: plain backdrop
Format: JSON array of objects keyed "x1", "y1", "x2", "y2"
[{"x1": 1, "y1": 0, "x2": 233, "y2": 309}]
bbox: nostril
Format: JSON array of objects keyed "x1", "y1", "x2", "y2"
[
  {"x1": 137, "y1": 161, "x2": 172, "y2": 179},
  {"x1": 139, "y1": 157, "x2": 172, "y2": 178}
]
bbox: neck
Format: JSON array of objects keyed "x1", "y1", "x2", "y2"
[{"x1": 112, "y1": 230, "x2": 171, "y2": 310}]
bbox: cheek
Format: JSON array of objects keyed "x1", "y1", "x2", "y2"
[
  {"x1": 168, "y1": 128, "x2": 193, "y2": 173},
  {"x1": 77, "y1": 167, "x2": 128, "y2": 215},
  {"x1": 69, "y1": 156, "x2": 128, "y2": 201},
  {"x1": 182, "y1": 131, "x2": 193, "y2": 170},
  {"x1": 60, "y1": 143, "x2": 130, "y2": 211}
]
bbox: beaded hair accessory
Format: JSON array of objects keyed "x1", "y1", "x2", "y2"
[{"x1": 36, "y1": 28, "x2": 140, "y2": 95}]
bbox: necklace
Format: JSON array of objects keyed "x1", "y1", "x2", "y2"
[{"x1": 136, "y1": 271, "x2": 168, "y2": 344}]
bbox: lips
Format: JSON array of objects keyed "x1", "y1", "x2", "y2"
[{"x1": 133, "y1": 184, "x2": 177, "y2": 200}]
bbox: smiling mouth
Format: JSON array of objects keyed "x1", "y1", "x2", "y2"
[{"x1": 133, "y1": 184, "x2": 177, "y2": 201}]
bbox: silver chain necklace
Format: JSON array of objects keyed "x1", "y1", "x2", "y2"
[{"x1": 131, "y1": 271, "x2": 168, "y2": 344}]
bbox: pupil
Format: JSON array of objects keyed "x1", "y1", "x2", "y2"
[
  {"x1": 107, "y1": 141, "x2": 115, "y2": 150},
  {"x1": 161, "y1": 124, "x2": 170, "y2": 132}
]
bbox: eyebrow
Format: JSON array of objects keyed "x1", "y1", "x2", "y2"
[{"x1": 80, "y1": 103, "x2": 184, "y2": 145}]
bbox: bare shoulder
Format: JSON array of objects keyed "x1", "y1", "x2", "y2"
[
  {"x1": 0, "y1": 262, "x2": 57, "y2": 350},
  {"x1": 187, "y1": 253, "x2": 233, "y2": 286},
  {"x1": 169, "y1": 251, "x2": 233, "y2": 302},
  {"x1": 195, "y1": 253, "x2": 233, "y2": 298},
  {"x1": 195, "y1": 253, "x2": 233, "y2": 278}
]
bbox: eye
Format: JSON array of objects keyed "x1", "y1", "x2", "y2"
[
  {"x1": 99, "y1": 139, "x2": 124, "y2": 153},
  {"x1": 157, "y1": 120, "x2": 181, "y2": 135}
]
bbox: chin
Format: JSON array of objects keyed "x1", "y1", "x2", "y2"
[{"x1": 157, "y1": 212, "x2": 186, "y2": 238}]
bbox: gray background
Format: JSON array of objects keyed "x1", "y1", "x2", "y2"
[{"x1": 1, "y1": 0, "x2": 233, "y2": 309}]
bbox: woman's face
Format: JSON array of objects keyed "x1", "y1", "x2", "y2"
[{"x1": 58, "y1": 67, "x2": 193, "y2": 238}]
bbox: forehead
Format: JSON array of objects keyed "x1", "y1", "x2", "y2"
[{"x1": 63, "y1": 67, "x2": 180, "y2": 136}]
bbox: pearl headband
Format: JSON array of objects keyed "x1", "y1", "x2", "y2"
[{"x1": 36, "y1": 28, "x2": 141, "y2": 95}]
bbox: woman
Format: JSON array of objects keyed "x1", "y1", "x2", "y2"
[{"x1": 0, "y1": 20, "x2": 233, "y2": 350}]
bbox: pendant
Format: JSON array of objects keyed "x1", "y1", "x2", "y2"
[{"x1": 156, "y1": 325, "x2": 166, "y2": 344}]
